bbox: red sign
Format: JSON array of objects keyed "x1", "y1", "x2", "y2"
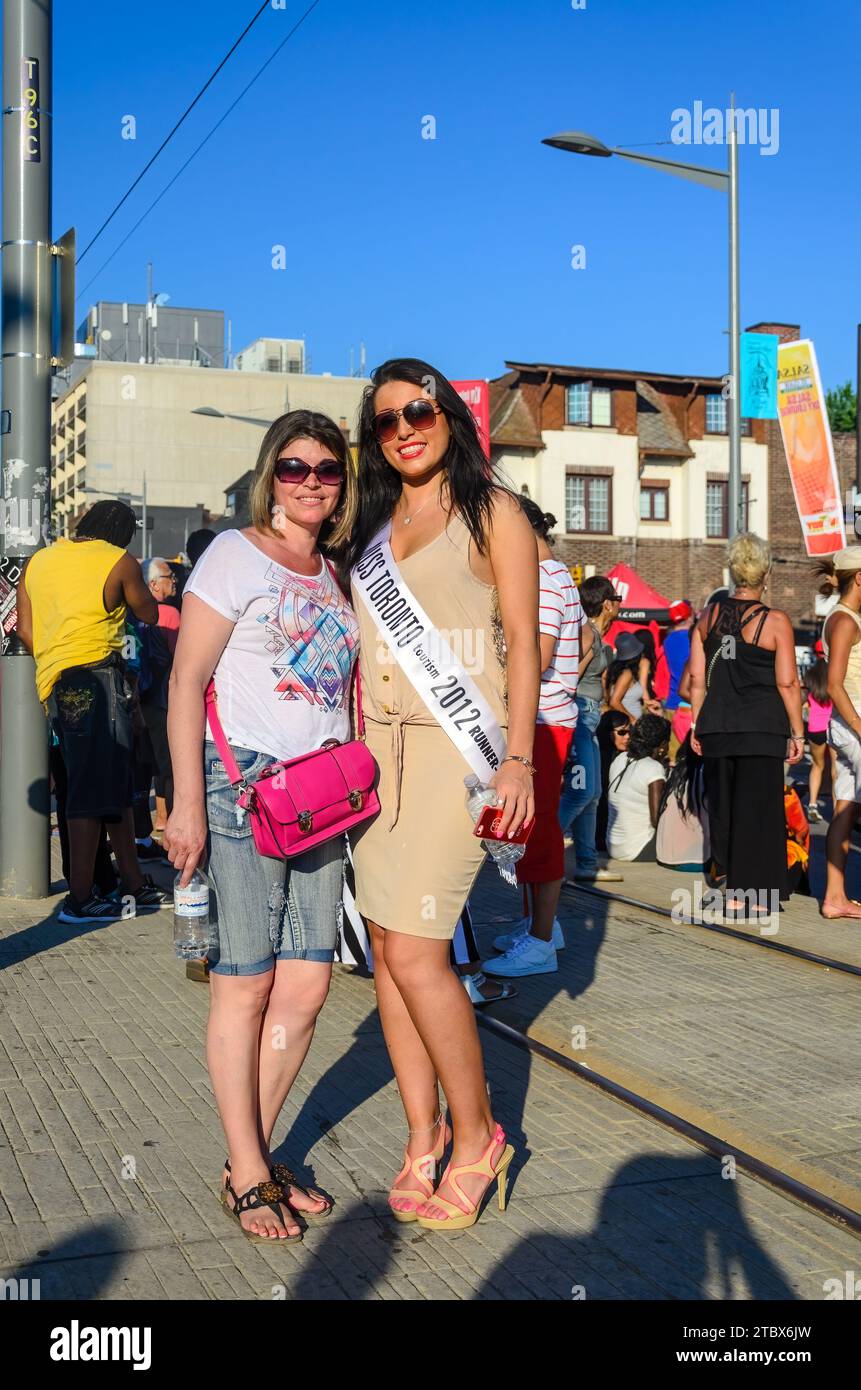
[{"x1": 452, "y1": 379, "x2": 490, "y2": 459}]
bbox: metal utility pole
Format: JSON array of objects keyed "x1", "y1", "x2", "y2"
[
  {"x1": 727, "y1": 92, "x2": 743, "y2": 537},
  {"x1": 0, "y1": 0, "x2": 52, "y2": 897},
  {"x1": 855, "y1": 323, "x2": 860, "y2": 492},
  {"x1": 141, "y1": 472, "x2": 148, "y2": 561},
  {"x1": 543, "y1": 101, "x2": 747, "y2": 536}
]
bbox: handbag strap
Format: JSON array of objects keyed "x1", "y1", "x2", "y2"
[
  {"x1": 204, "y1": 556, "x2": 363, "y2": 779},
  {"x1": 324, "y1": 556, "x2": 364, "y2": 738},
  {"x1": 204, "y1": 682, "x2": 249, "y2": 789}
]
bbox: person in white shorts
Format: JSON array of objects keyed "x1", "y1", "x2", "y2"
[{"x1": 819, "y1": 547, "x2": 861, "y2": 919}]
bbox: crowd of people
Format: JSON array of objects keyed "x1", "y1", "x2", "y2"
[{"x1": 13, "y1": 354, "x2": 854, "y2": 1244}]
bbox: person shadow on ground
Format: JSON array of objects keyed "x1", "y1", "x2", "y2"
[{"x1": 284, "y1": 1149, "x2": 798, "y2": 1301}]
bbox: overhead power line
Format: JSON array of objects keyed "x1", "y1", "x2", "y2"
[
  {"x1": 77, "y1": 0, "x2": 272, "y2": 265},
  {"x1": 76, "y1": 0, "x2": 323, "y2": 303}
]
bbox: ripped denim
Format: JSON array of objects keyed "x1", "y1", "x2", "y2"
[{"x1": 203, "y1": 740, "x2": 344, "y2": 976}]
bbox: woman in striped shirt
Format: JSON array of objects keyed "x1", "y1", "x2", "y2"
[{"x1": 485, "y1": 500, "x2": 581, "y2": 978}]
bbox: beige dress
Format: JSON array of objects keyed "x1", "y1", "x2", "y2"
[{"x1": 350, "y1": 515, "x2": 507, "y2": 939}]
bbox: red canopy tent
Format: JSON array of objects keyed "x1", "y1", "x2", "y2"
[{"x1": 604, "y1": 563, "x2": 673, "y2": 701}]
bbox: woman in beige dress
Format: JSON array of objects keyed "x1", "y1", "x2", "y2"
[{"x1": 347, "y1": 357, "x2": 540, "y2": 1231}]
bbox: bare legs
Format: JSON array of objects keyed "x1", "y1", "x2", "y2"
[
  {"x1": 208, "y1": 960, "x2": 331, "y2": 1239},
  {"x1": 808, "y1": 741, "x2": 826, "y2": 809},
  {"x1": 822, "y1": 798, "x2": 861, "y2": 918},
  {"x1": 368, "y1": 921, "x2": 503, "y2": 1215}
]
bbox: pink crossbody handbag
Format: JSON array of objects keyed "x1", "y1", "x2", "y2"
[{"x1": 205, "y1": 668, "x2": 379, "y2": 861}]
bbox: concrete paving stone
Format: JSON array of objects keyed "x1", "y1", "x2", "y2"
[
  {"x1": 148, "y1": 1244, "x2": 210, "y2": 1300},
  {"x1": 14, "y1": 1151, "x2": 87, "y2": 1223},
  {"x1": 2, "y1": 861, "x2": 860, "y2": 1301}
]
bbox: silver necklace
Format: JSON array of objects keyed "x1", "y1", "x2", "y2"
[{"x1": 400, "y1": 491, "x2": 437, "y2": 525}]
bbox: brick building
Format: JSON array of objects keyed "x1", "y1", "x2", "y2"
[{"x1": 489, "y1": 323, "x2": 855, "y2": 628}]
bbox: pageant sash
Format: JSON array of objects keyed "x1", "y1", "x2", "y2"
[{"x1": 352, "y1": 526, "x2": 505, "y2": 783}]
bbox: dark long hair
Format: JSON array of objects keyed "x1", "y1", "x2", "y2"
[
  {"x1": 804, "y1": 657, "x2": 829, "y2": 704},
  {"x1": 348, "y1": 357, "x2": 499, "y2": 569},
  {"x1": 658, "y1": 731, "x2": 704, "y2": 820},
  {"x1": 634, "y1": 627, "x2": 656, "y2": 672},
  {"x1": 608, "y1": 651, "x2": 641, "y2": 689}
]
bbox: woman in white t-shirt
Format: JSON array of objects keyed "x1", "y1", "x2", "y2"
[
  {"x1": 486, "y1": 500, "x2": 582, "y2": 978},
  {"x1": 165, "y1": 410, "x2": 359, "y2": 1245},
  {"x1": 607, "y1": 713, "x2": 670, "y2": 862}
]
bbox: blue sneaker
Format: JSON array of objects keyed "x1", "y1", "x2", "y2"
[
  {"x1": 492, "y1": 916, "x2": 565, "y2": 953},
  {"x1": 484, "y1": 934, "x2": 558, "y2": 977}
]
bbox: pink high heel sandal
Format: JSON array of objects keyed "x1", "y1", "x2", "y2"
[
  {"x1": 415, "y1": 1124, "x2": 514, "y2": 1231},
  {"x1": 388, "y1": 1113, "x2": 449, "y2": 1224}
]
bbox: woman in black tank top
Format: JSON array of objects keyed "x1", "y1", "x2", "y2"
[{"x1": 689, "y1": 535, "x2": 803, "y2": 916}]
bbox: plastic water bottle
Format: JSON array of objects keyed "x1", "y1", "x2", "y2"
[
  {"x1": 173, "y1": 870, "x2": 214, "y2": 959},
  {"x1": 464, "y1": 774, "x2": 525, "y2": 885}
]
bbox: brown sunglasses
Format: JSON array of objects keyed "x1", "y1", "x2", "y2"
[{"x1": 373, "y1": 398, "x2": 442, "y2": 443}]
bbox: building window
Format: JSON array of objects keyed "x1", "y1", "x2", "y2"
[
  {"x1": 566, "y1": 382, "x2": 613, "y2": 427},
  {"x1": 566, "y1": 473, "x2": 612, "y2": 533},
  {"x1": 566, "y1": 382, "x2": 590, "y2": 424},
  {"x1": 640, "y1": 484, "x2": 669, "y2": 521},
  {"x1": 591, "y1": 386, "x2": 612, "y2": 426},
  {"x1": 706, "y1": 479, "x2": 750, "y2": 538},
  {"x1": 704, "y1": 392, "x2": 752, "y2": 436}
]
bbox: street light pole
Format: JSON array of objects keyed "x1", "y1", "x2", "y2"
[
  {"x1": 542, "y1": 118, "x2": 746, "y2": 537},
  {"x1": 727, "y1": 93, "x2": 743, "y2": 538},
  {"x1": 0, "y1": 0, "x2": 52, "y2": 898}
]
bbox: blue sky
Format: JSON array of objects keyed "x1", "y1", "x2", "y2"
[{"x1": 57, "y1": 0, "x2": 860, "y2": 389}]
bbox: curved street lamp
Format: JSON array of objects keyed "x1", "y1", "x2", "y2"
[{"x1": 543, "y1": 102, "x2": 742, "y2": 537}]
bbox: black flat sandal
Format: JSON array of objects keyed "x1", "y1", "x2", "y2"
[
  {"x1": 270, "y1": 1162, "x2": 333, "y2": 1220},
  {"x1": 223, "y1": 1158, "x2": 332, "y2": 1221},
  {"x1": 223, "y1": 1177, "x2": 303, "y2": 1244}
]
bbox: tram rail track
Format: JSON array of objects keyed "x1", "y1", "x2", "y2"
[
  {"x1": 472, "y1": 878, "x2": 861, "y2": 1237},
  {"x1": 561, "y1": 881, "x2": 861, "y2": 978},
  {"x1": 476, "y1": 1011, "x2": 861, "y2": 1237}
]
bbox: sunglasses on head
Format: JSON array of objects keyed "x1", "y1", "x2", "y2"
[
  {"x1": 373, "y1": 398, "x2": 441, "y2": 444},
  {"x1": 274, "y1": 457, "x2": 346, "y2": 486}
]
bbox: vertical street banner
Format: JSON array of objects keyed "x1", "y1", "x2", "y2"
[
  {"x1": 452, "y1": 380, "x2": 490, "y2": 459},
  {"x1": 740, "y1": 332, "x2": 778, "y2": 417},
  {"x1": 776, "y1": 340, "x2": 845, "y2": 556}
]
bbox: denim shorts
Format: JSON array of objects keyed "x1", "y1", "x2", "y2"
[{"x1": 204, "y1": 740, "x2": 345, "y2": 976}]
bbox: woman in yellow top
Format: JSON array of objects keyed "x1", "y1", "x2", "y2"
[
  {"x1": 348, "y1": 358, "x2": 539, "y2": 1231},
  {"x1": 17, "y1": 500, "x2": 166, "y2": 924}
]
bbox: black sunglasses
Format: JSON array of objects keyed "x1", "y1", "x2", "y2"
[
  {"x1": 373, "y1": 398, "x2": 441, "y2": 443},
  {"x1": 274, "y1": 457, "x2": 346, "y2": 486}
]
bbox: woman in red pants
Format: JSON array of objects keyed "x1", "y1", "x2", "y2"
[{"x1": 486, "y1": 499, "x2": 581, "y2": 978}]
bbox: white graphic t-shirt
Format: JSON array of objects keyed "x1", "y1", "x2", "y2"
[
  {"x1": 538, "y1": 559, "x2": 582, "y2": 728},
  {"x1": 185, "y1": 530, "x2": 360, "y2": 760}
]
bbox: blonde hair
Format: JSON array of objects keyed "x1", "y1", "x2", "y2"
[
  {"x1": 727, "y1": 532, "x2": 771, "y2": 589},
  {"x1": 248, "y1": 409, "x2": 358, "y2": 553}
]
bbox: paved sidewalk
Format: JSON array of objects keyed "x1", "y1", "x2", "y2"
[
  {"x1": 0, "y1": 870, "x2": 858, "y2": 1300},
  {"x1": 573, "y1": 831, "x2": 861, "y2": 968},
  {"x1": 474, "y1": 850, "x2": 861, "y2": 1214}
]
